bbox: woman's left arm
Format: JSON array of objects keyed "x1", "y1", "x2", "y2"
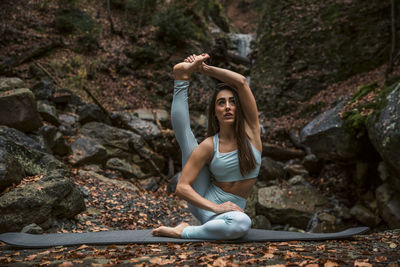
[{"x1": 202, "y1": 64, "x2": 260, "y2": 131}]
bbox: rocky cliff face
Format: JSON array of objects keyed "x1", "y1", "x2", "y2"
[
  {"x1": 251, "y1": 0, "x2": 392, "y2": 116},
  {"x1": 297, "y1": 79, "x2": 400, "y2": 229}
]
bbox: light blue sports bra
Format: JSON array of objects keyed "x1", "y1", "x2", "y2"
[{"x1": 209, "y1": 134, "x2": 262, "y2": 182}]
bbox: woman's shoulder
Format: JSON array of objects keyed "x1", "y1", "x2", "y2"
[
  {"x1": 199, "y1": 136, "x2": 214, "y2": 151},
  {"x1": 191, "y1": 136, "x2": 214, "y2": 163}
]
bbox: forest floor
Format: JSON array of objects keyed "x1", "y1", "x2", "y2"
[{"x1": 1, "y1": 170, "x2": 399, "y2": 266}]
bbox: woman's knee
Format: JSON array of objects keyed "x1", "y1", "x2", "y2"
[
  {"x1": 224, "y1": 212, "x2": 252, "y2": 239},
  {"x1": 233, "y1": 212, "x2": 251, "y2": 231}
]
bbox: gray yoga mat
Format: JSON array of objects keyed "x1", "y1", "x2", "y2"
[{"x1": 0, "y1": 227, "x2": 369, "y2": 248}]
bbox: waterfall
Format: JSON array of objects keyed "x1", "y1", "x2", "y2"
[
  {"x1": 229, "y1": 33, "x2": 255, "y2": 58},
  {"x1": 229, "y1": 33, "x2": 255, "y2": 85}
]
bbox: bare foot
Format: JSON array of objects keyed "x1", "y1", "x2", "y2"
[
  {"x1": 152, "y1": 222, "x2": 189, "y2": 238},
  {"x1": 173, "y1": 54, "x2": 210, "y2": 80}
]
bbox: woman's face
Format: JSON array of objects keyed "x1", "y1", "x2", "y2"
[{"x1": 215, "y1": 89, "x2": 236, "y2": 125}]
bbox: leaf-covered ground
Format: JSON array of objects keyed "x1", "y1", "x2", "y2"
[{"x1": 1, "y1": 170, "x2": 399, "y2": 266}]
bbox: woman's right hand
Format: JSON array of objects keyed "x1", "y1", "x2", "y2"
[{"x1": 212, "y1": 201, "x2": 244, "y2": 214}]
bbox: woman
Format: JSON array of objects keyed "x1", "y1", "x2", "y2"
[{"x1": 152, "y1": 53, "x2": 262, "y2": 240}]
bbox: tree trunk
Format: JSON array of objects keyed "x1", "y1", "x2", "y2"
[
  {"x1": 107, "y1": 0, "x2": 116, "y2": 34},
  {"x1": 386, "y1": 0, "x2": 397, "y2": 79}
]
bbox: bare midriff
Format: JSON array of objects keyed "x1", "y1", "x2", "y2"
[{"x1": 213, "y1": 177, "x2": 256, "y2": 199}]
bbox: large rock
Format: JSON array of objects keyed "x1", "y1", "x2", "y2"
[
  {"x1": 0, "y1": 126, "x2": 45, "y2": 152},
  {"x1": 258, "y1": 157, "x2": 285, "y2": 182},
  {"x1": 0, "y1": 150, "x2": 25, "y2": 192},
  {"x1": 300, "y1": 100, "x2": 360, "y2": 161},
  {"x1": 72, "y1": 122, "x2": 165, "y2": 173},
  {"x1": 0, "y1": 77, "x2": 24, "y2": 92},
  {"x1": 256, "y1": 185, "x2": 331, "y2": 229},
  {"x1": 0, "y1": 88, "x2": 43, "y2": 132},
  {"x1": 368, "y1": 83, "x2": 400, "y2": 188},
  {"x1": 376, "y1": 183, "x2": 400, "y2": 229},
  {"x1": 106, "y1": 157, "x2": 146, "y2": 179},
  {"x1": 31, "y1": 79, "x2": 56, "y2": 101},
  {"x1": 77, "y1": 104, "x2": 110, "y2": 125},
  {"x1": 70, "y1": 136, "x2": 107, "y2": 166},
  {"x1": 0, "y1": 174, "x2": 85, "y2": 232},
  {"x1": 111, "y1": 111, "x2": 161, "y2": 143},
  {"x1": 37, "y1": 101, "x2": 60, "y2": 126},
  {"x1": 39, "y1": 125, "x2": 71, "y2": 156},
  {"x1": 0, "y1": 128, "x2": 65, "y2": 176},
  {"x1": 0, "y1": 128, "x2": 85, "y2": 233},
  {"x1": 350, "y1": 203, "x2": 381, "y2": 228}
]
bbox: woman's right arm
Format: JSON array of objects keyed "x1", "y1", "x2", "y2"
[{"x1": 175, "y1": 138, "x2": 243, "y2": 213}]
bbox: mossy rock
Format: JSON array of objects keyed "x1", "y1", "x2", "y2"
[
  {"x1": 54, "y1": 9, "x2": 97, "y2": 34},
  {"x1": 342, "y1": 80, "x2": 399, "y2": 136},
  {"x1": 251, "y1": 0, "x2": 392, "y2": 116},
  {"x1": 367, "y1": 81, "x2": 400, "y2": 181}
]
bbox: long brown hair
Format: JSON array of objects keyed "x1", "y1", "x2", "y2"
[{"x1": 207, "y1": 84, "x2": 256, "y2": 175}]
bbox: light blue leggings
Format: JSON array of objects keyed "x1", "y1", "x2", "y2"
[{"x1": 172, "y1": 80, "x2": 251, "y2": 240}]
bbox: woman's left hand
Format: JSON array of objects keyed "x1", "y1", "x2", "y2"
[{"x1": 184, "y1": 53, "x2": 209, "y2": 73}]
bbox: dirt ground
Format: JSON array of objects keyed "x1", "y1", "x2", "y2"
[{"x1": 1, "y1": 170, "x2": 399, "y2": 266}]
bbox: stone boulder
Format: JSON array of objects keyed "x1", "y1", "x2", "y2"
[
  {"x1": 256, "y1": 185, "x2": 331, "y2": 229},
  {"x1": 0, "y1": 128, "x2": 85, "y2": 233},
  {"x1": 58, "y1": 112, "x2": 79, "y2": 136},
  {"x1": 0, "y1": 126, "x2": 46, "y2": 152},
  {"x1": 31, "y1": 78, "x2": 56, "y2": 101},
  {"x1": 71, "y1": 122, "x2": 165, "y2": 174},
  {"x1": 111, "y1": 111, "x2": 161, "y2": 143},
  {"x1": 70, "y1": 136, "x2": 107, "y2": 166},
  {"x1": 350, "y1": 203, "x2": 381, "y2": 228},
  {"x1": 0, "y1": 77, "x2": 24, "y2": 92},
  {"x1": 106, "y1": 157, "x2": 146, "y2": 179},
  {"x1": 376, "y1": 183, "x2": 400, "y2": 229},
  {"x1": 368, "y1": 83, "x2": 400, "y2": 189},
  {"x1": 39, "y1": 125, "x2": 71, "y2": 156},
  {"x1": 0, "y1": 150, "x2": 25, "y2": 192},
  {"x1": 78, "y1": 104, "x2": 110, "y2": 125},
  {"x1": 300, "y1": 100, "x2": 360, "y2": 162},
  {"x1": 0, "y1": 88, "x2": 43, "y2": 132},
  {"x1": 258, "y1": 157, "x2": 285, "y2": 182},
  {"x1": 37, "y1": 101, "x2": 60, "y2": 126},
  {"x1": 0, "y1": 174, "x2": 85, "y2": 233}
]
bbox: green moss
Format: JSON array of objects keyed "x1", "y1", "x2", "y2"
[
  {"x1": 343, "y1": 79, "x2": 400, "y2": 135},
  {"x1": 54, "y1": 9, "x2": 96, "y2": 34},
  {"x1": 369, "y1": 81, "x2": 400, "y2": 122},
  {"x1": 203, "y1": 0, "x2": 230, "y2": 32},
  {"x1": 351, "y1": 82, "x2": 379, "y2": 103}
]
